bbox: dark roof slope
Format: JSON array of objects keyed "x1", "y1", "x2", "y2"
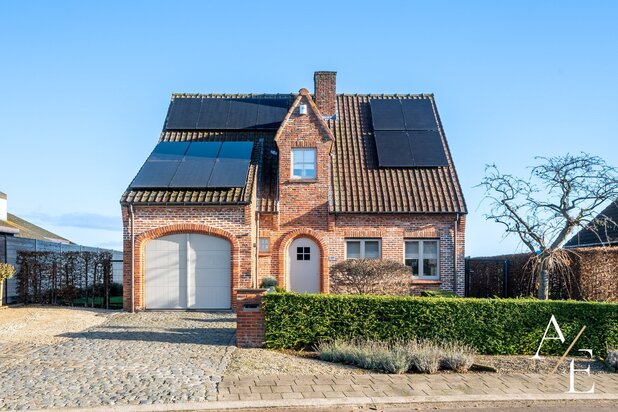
[
  {"x1": 121, "y1": 92, "x2": 466, "y2": 214},
  {"x1": 564, "y1": 201, "x2": 618, "y2": 247},
  {"x1": 329, "y1": 94, "x2": 466, "y2": 213}
]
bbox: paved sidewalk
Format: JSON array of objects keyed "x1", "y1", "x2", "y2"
[{"x1": 218, "y1": 372, "x2": 618, "y2": 401}]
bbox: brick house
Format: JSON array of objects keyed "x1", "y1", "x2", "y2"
[{"x1": 120, "y1": 72, "x2": 467, "y2": 311}]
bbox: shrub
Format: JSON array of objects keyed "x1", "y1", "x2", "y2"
[
  {"x1": 441, "y1": 341, "x2": 476, "y2": 372},
  {"x1": 263, "y1": 293, "x2": 618, "y2": 355},
  {"x1": 409, "y1": 340, "x2": 441, "y2": 374},
  {"x1": 329, "y1": 259, "x2": 412, "y2": 295},
  {"x1": 421, "y1": 290, "x2": 459, "y2": 298},
  {"x1": 0, "y1": 263, "x2": 15, "y2": 281},
  {"x1": 260, "y1": 276, "x2": 278, "y2": 288},
  {"x1": 606, "y1": 349, "x2": 618, "y2": 371}
]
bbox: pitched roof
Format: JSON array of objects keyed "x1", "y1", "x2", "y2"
[
  {"x1": 564, "y1": 201, "x2": 618, "y2": 247},
  {"x1": 0, "y1": 213, "x2": 72, "y2": 243},
  {"x1": 329, "y1": 94, "x2": 466, "y2": 213},
  {"x1": 121, "y1": 92, "x2": 466, "y2": 214}
]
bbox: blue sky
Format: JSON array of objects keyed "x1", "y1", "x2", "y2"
[{"x1": 1, "y1": 1, "x2": 617, "y2": 255}]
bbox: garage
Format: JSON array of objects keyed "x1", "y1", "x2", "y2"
[{"x1": 144, "y1": 233, "x2": 231, "y2": 309}]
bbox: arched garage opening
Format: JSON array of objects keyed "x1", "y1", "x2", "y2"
[{"x1": 144, "y1": 233, "x2": 231, "y2": 309}]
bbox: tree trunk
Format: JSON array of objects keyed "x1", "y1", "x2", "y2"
[{"x1": 538, "y1": 269, "x2": 549, "y2": 300}]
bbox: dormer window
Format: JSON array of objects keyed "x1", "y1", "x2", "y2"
[{"x1": 291, "y1": 148, "x2": 316, "y2": 179}]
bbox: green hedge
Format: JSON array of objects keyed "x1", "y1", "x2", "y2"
[{"x1": 262, "y1": 293, "x2": 618, "y2": 355}]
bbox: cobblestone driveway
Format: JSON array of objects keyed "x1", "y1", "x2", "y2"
[{"x1": 0, "y1": 311, "x2": 236, "y2": 410}]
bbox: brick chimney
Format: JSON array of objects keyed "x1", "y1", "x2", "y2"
[{"x1": 314, "y1": 71, "x2": 337, "y2": 118}]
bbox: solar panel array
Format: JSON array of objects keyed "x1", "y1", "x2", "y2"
[
  {"x1": 130, "y1": 141, "x2": 254, "y2": 189},
  {"x1": 166, "y1": 97, "x2": 291, "y2": 130},
  {"x1": 369, "y1": 98, "x2": 448, "y2": 167}
]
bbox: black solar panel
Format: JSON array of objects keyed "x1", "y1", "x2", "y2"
[
  {"x1": 150, "y1": 142, "x2": 190, "y2": 160},
  {"x1": 197, "y1": 99, "x2": 230, "y2": 129},
  {"x1": 185, "y1": 141, "x2": 221, "y2": 159},
  {"x1": 374, "y1": 131, "x2": 413, "y2": 167},
  {"x1": 208, "y1": 158, "x2": 252, "y2": 188},
  {"x1": 401, "y1": 99, "x2": 437, "y2": 130},
  {"x1": 370, "y1": 98, "x2": 447, "y2": 167},
  {"x1": 166, "y1": 98, "x2": 201, "y2": 129},
  {"x1": 218, "y1": 141, "x2": 254, "y2": 159},
  {"x1": 170, "y1": 159, "x2": 216, "y2": 188},
  {"x1": 130, "y1": 161, "x2": 180, "y2": 188},
  {"x1": 369, "y1": 100, "x2": 405, "y2": 130},
  {"x1": 226, "y1": 99, "x2": 260, "y2": 129},
  {"x1": 255, "y1": 98, "x2": 290, "y2": 129},
  {"x1": 409, "y1": 130, "x2": 448, "y2": 167}
]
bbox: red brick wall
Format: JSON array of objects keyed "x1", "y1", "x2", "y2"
[
  {"x1": 236, "y1": 289, "x2": 266, "y2": 348},
  {"x1": 121, "y1": 205, "x2": 255, "y2": 311}
]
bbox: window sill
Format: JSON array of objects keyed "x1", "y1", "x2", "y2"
[
  {"x1": 411, "y1": 279, "x2": 441, "y2": 285},
  {"x1": 287, "y1": 178, "x2": 319, "y2": 183},
  {"x1": 258, "y1": 252, "x2": 271, "y2": 257}
]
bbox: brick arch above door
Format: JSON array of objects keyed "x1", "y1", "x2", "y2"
[
  {"x1": 130, "y1": 223, "x2": 240, "y2": 310},
  {"x1": 275, "y1": 228, "x2": 328, "y2": 293}
]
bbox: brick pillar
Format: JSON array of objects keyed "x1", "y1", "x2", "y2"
[
  {"x1": 236, "y1": 288, "x2": 267, "y2": 348},
  {"x1": 314, "y1": 71, "x2": 337, "y2": 118}
]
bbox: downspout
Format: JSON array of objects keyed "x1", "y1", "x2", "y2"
[
  {"x1": 129, "y1": 204, "x2": 135, "y2": 313},
  {"x1": 254, "y1": 211, "x2": 260, "y2": 288},
  {"x1": 453, "y1": 213, "x2": 460, "y2": 295}
]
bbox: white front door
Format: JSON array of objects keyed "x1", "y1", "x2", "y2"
[
  {"x1": 145, "y1": 233, "x2": 231, "y2": 309},
  {"x1": 288, "y1": 237, "x2": 320, "y2": 293}
]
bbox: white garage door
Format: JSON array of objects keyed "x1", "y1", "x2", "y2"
[{"x1": 145, "y1": 233, "x2": 231, "y2": 309}]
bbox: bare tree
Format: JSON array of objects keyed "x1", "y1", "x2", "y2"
[
  {"x1": 479, "y1": 153, "x2": 618, "y2": 299},
  {"x1": 330, "y1": 259, "x2": 412, "y2": 295}
]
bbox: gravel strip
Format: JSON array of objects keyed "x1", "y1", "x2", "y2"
[
  {"x1": 474, "y1": 355, "x2": 610, "y2": 374},
  {"x1": 226, "y1": 348, "x2": 366, "y2": 375}
]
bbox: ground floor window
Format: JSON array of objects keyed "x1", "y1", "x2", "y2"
[
  {"x1": 405, "y1": 240, "x2": 439, "y2": 279},
  {"x1": 345, "y1": 239, "x2": 381, "y2": 259}
]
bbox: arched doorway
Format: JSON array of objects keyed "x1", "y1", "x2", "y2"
[
  {"x1": 287, "y1": 237, "x2": 320, "y2": 293},
  {"x1": 144, "y1": 233, "x2": 231, "y2": 309}
]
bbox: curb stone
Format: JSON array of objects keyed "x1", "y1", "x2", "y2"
[{"x1": 25, "y1": 392, "x2": 618, "y2": 412}]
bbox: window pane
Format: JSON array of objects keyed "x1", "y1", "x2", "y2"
[
  {"x1": 405, "y1": 258, "x2": 419, "y2": 276},
  {"x1": 303, "y1": 164, "x2": 315, "y2": 178},
  {"x1": 364, "y1": 241, "x2": 380, "y2": 259},
  {"x1": 405, "y1": 241, "x2": 419, "y2": 257},
  {"x1": 259, "y1": 238, "x2": 269, "y2": 252},
  {"x1": 424, "y1": 241, "x2": 438, "y2": 256},
  {"x1": 423, "y1": 259, "x2": 438, "y2": 276},
  {"x1": 303, "y1": 247, "x2": 310, "y2": 254},
  {"x1": 346, "y1": 241, "x2": 361, "y2": 259},
  {"x1": 297, "y1": 253, "x2": 304, "y2": 261},
  {"x1": 304, "y1": 149, "x2": 315, "y2": 163},
  {"x1": 293, "y1": 168, "x2": 303, "y2": 177}
]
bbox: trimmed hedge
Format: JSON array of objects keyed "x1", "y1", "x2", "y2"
[{"x1": 262, "y1": 293, "x2": 618, "y2": 355}]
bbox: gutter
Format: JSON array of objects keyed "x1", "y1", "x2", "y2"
[
  {"x1": 454, "y1": 213, "x2": 460, "y2": 295},
  {"x1": 129, "y1": 204, "x2": 135, "y2": 313}
]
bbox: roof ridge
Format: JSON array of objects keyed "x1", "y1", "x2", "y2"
[{"x1": 171, "y1": 93, "x2": 297, "y2": 100}]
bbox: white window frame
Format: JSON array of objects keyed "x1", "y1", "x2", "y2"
[
  {"x1": 259, "y1": 237, "x2": 270, "y2": 253},
  {"x1": 404, "y1": 239, "x2": 440, "y2": 280},
  {"x1": 345, "y1": 238, "x2": 382, "y2": 260},
  {"x1": 291, "y1": 148, "x2": 317, "y2": 179}
]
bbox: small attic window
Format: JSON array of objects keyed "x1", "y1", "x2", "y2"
[{"x1": 291, "y1": 148, "x2": 316, "y2": 179}]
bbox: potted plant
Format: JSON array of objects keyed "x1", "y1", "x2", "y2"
[
  {"x1": 260, "y1": 276, "x2": 278, "y2": 292},
  {"x1": 0, "y1": 263, "x2": 15, "y2": 307}
]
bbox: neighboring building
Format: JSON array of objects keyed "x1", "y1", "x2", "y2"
[
  {"x1": 120, "y1": 71, "x2": 467, "y2": 311},
  {"x1": 0, "y1": 192, "x2": 123, "y2": 304},
  {"x1": 564, "y1": 201, "x2": 618, "y2": 248}
]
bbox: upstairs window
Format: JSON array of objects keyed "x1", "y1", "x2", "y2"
[
  {"x1": 291, "y1": 148, "x2": 316, "y2": 179},
  {"x1": 405, "y1": 240, "x2": 439, "y2": 279},
  {"x1": 345, "y1": 239, "x2": 381, "y2": 259}
]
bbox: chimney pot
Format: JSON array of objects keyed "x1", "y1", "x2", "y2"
[{"x1": 314, "y1": 71, "x2": 337, "y2": 118}]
